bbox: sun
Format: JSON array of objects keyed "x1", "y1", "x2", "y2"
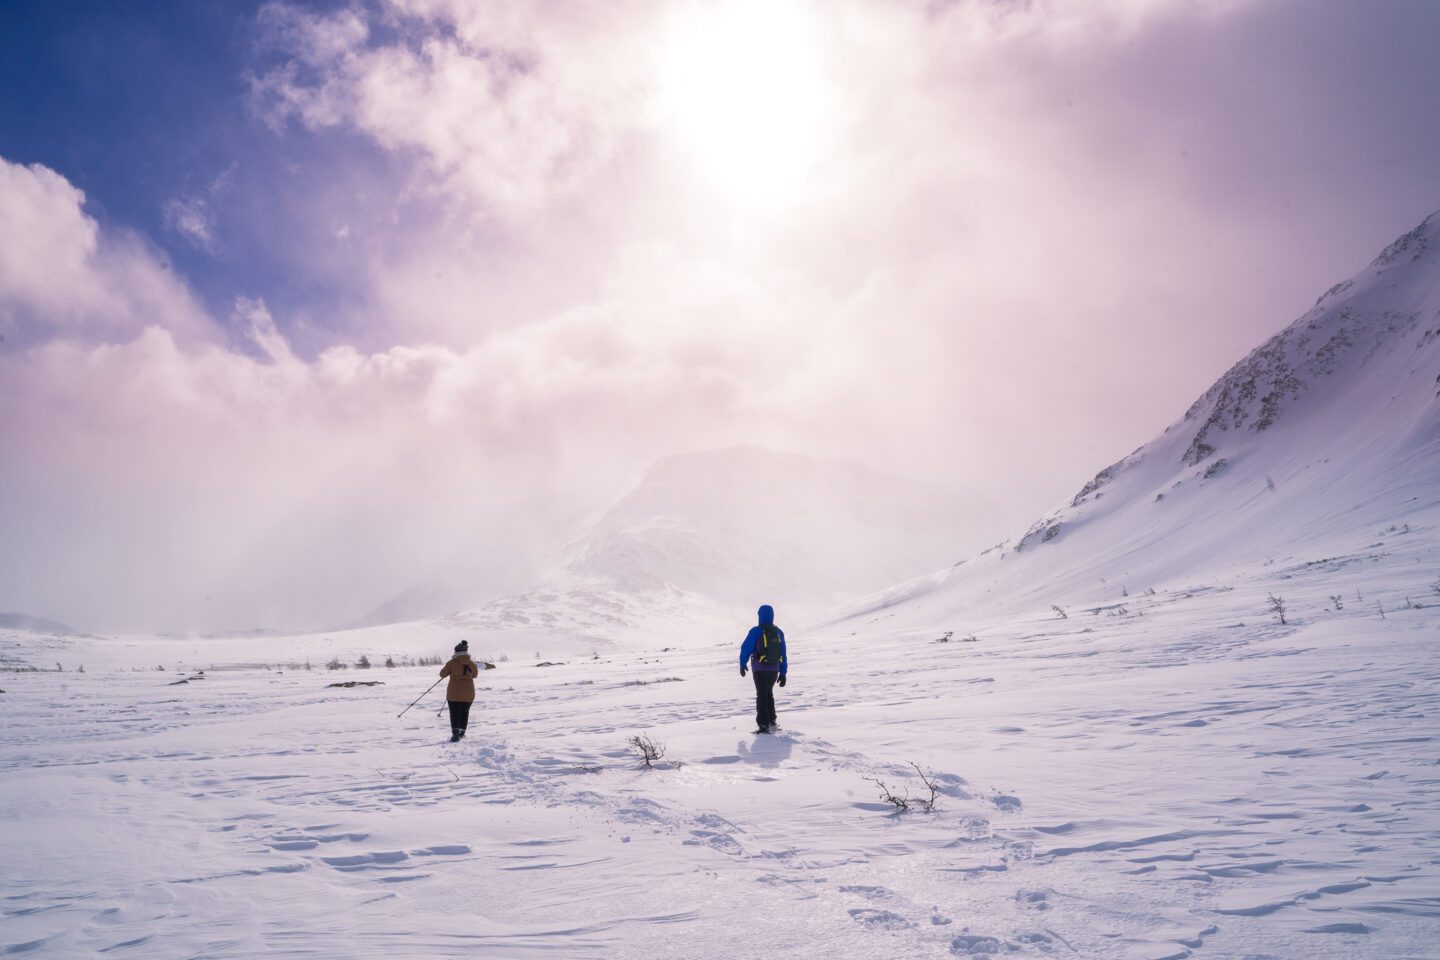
[{"x1": 657, "y1": 0, "x2": 832, "y2": 208}]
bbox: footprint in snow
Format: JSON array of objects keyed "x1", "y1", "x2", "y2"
[
  {"x1": 693, "y1": 813, "x2": 739, "y2": 831},
  {"x1": 1014, "y1": 888, "x2": 1049, "y2": 910},
  {"x1": 839, "y1": 884, "x2": 893, "y2": 901},
  {"x1": 848, "y1": 908, "x2": 912, "y2": 930},
  {"x1": 1003, "y1": 839, "x2": 1035, "y2": 861},
  {"x1": 951, "y1": 815, "x2": 992, "y2": 841},
  {"x1": 686, "y1": 830, "x2": 744, "y2": 856},
  {"x1": 950, "y1": 933, "x2": 1004, "y2": 955}
]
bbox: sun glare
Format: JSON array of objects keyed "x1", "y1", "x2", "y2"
[{"x1": 658, "y1": 0, "x2": 832, "y2": 208}]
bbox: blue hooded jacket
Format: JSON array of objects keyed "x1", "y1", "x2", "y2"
[{"x1": 739, "y1": 604, "x2": 787, "y2": 674}]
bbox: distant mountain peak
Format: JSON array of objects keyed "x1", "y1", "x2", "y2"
[
  {"x1": 1370, "y1": 208, "x2": 1440, "y2": 269},
  {"x1": 998, "y1": 209, "x2": 1440, "y2": 579},
  {"x1": 1175, "y1": 210, "x2": 1440, "y2": 469},
  {"x1": 0, "y1": 612, "x2": 76, "y2": 635}
]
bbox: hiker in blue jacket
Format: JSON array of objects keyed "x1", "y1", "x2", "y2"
[{"x1": 739, "y1": 604, "x2": 788, "y2": 733}]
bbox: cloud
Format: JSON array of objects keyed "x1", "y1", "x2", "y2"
[
  {"x1": 7, "y1": 0, "x2": 1440, "y2": 631},
  {"x1": 162, "y1": 195, "x2": 219, "y2": 252},
  {"x1": 250, "y1": 0, "x2": 658, "y2": 217},
  {"x1": 0, "y1": 161, "x2": 830, "y2": 631},
  {"x1": 0, "y1": 157, "x2": 215, "y2": 347}
]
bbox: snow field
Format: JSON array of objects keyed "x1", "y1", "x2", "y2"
[{"x1": 3, "y1": 541, "x2": 1437, "y2": 958}]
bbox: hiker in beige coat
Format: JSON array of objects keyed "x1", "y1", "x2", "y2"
[{"x1": 440, "y1": 640, "x2": 479, "y2": 742}]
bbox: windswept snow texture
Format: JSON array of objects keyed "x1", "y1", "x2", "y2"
[{"x1": 2, "y1": 554, "x2": 1437, "y2": 958}]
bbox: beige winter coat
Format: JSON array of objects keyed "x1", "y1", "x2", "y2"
[{"x1": 440, "y1": 655, "x2": 478, "y2": 703}]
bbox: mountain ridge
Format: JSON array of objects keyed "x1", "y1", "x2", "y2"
[{"x1": 825, "y1": 209, "x2": 1440, "y2": 631}]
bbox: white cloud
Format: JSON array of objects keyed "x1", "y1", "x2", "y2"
[
  {"x1": 251, "y1": 0, "x2": 657, "y2": 217},
  {"x1": 163, "y1": 195, "x2": 218, "y2": 251},
  {"x1": 0, "y1": 157, "x2": 214, "y2": 345}
]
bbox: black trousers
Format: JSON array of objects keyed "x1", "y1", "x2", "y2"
[
  {"x1": 752, "y1": 670, "x2": 779, "y2": 729},
  {"x1": 448, "y1": 700, "x2": 472, "y2": 733}
]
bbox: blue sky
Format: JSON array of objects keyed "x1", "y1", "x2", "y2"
[{"x1": 0, "y1": 0, "x2": 402, "y2": 343}]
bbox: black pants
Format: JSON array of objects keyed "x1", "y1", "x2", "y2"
[
  {"x1": 752, "y1": 670, "x2": 779, "y2": 729},
  {"x1": 447, "y1": 700, "x2": 471, "y2": 734}
]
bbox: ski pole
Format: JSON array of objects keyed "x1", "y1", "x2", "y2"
[{"x1": 398, "y1": 676, "x2": 445, "y2": 718}]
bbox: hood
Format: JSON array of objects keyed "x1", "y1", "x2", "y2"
[{"x1": 757, "y1": 604, "x2": 774, "y2": 626}]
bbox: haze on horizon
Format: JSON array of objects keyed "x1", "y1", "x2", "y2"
[{"x1": 2, "y1": 0, "x2": 1439, "y2": 633}]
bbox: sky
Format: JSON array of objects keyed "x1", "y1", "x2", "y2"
[{"x1": 2, "y1": 0, "x2": 1440, "y2": 633}]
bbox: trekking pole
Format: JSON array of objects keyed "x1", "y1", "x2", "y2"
[{"x1": 398, "y1": 677, "x2": 445, "y2": 718}]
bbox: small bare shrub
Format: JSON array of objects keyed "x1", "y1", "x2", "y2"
[
  {"x1": 356, "y1": 654, "x2": 371, "y2": 669},
  {"x1": 1051, "y1": 605, "x2": 1068, "y2": 620},
  {"x1": 384, "y1": 655, "x2": 396, "y2": 668},
  {"x1": 864, "y1": 775, "x2": 909, "y2": 812},
  {"x1": 909, "y1": 763, "x2": 941, "y2": 813},
  {"x1": 326, "y1": 656, "x2": 345, "y2": 670},
  {"x1": 1329, "y1": 595, "x2": 1344, "y2": 611},
  {"x1": 862, "y1": 762, "x2": 942, "y2": 814},
  {"x1": 1266, "y1": 594, "x2": 1287, "y2": 626},
  {"x1": 628, "y1": 734, "x2": 666, "y2": 768}
]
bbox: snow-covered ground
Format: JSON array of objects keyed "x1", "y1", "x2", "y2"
[{"x1": 3, "y1": 537, "x2": 1436, "y2": 959}]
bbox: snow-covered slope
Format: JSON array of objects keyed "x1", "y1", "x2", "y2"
[{"x1": 832, "y1": 211, "x2": 1440, "y2": 630}]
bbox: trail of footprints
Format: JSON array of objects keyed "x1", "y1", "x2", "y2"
[
  {"x1": 218, "y1": 730, "x2": 1283, "y2": 957},
  {"x1": 211, "y1": 729, "x2": 1054, "y2": 954}
]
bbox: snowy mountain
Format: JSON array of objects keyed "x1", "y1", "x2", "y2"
[
  {"x1": 833, "y1": 211, "x2": 1440, "y2": 628},
  {"x1": 446, "y1": 445, "x2": 990, "y2": 642},
  {"x1": 0, "y1": 613, "x2": 75, "y2": 635}
]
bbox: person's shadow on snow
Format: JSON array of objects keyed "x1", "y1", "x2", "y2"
[{"x1": 736, "y1": 735, "x2": 793, "y2": 768}]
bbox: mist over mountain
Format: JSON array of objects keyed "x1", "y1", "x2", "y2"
[
  {"x1": 832, "y1": 210, "x2": 1440, "y2": 629},
  {"x1": 0, "y1": 613, "x2": 75, "y2": 636},
  {"x1": 440, "y1": 445, "x2": 992, "y2": 641}
]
